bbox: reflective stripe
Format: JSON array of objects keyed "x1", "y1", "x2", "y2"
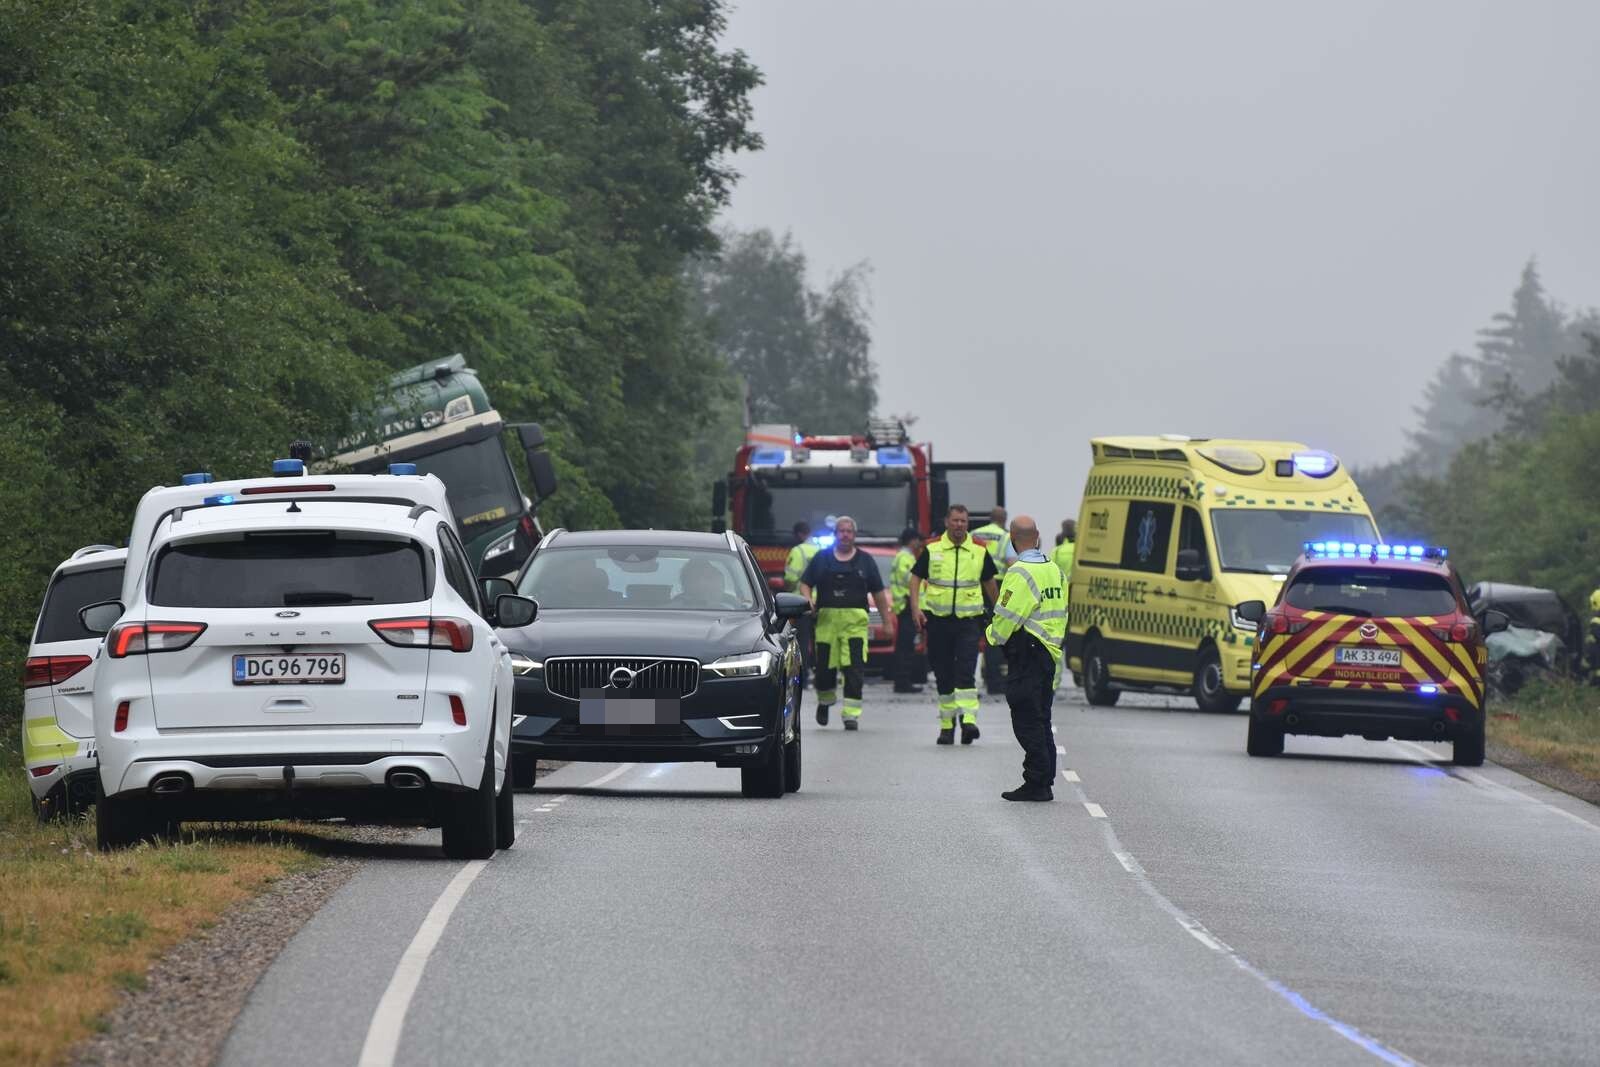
[
  {"x1": 816, "y1": 689, "x2": 837, "y2": 703},
  {"x1": 926, "y1": 577, "x2": 982, "y2": 589},
  {"x1": 842, "y1": 699, "x2": 862, "y2": 719},
  {"x1": 1012, "y1": 567, "x2": 1041, "y2": 600},
  {"x1": 1033, "y1": 609, "x2": 1066, "y2": 621}
]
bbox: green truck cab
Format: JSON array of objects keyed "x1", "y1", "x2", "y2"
[{"x1": 321, "y1": 355, "x2": 557, "y2": 576}]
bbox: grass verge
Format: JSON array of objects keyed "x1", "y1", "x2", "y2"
[
  {"x1": 1488, "y1": 679, "x2": 1600, "y2": 783},
  {"x1": 0, "y1": 733, "x2": 328, "y2": 1067}
]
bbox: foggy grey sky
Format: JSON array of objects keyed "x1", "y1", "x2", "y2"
[{"x1": 720, "y1": 0, "x2": 1600, "y2": 526}]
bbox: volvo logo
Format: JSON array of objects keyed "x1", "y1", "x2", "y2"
[
  {"x1": 1359, "y1": 623, "x2": 1380, "y2": 641},
  {"x1": 275, "y1": 610, "x2": 301, "y2": 619},
  {"x1": 609, "y1": 666, "x2": 636, "y2": 690}
]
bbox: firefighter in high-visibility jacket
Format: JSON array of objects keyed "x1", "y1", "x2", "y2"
[
  {"x1": 972, "y1": 506, "x2": 1011, "y2": 695},
  {"x1": 910, "y1": 504, "x2": 999, "y2": 744},
  {"x1": 785, "y1": 521, "x2": 821, "y2": 688},
  {"x1": 1587, "y1": 588, "x2": 1600, "y2": 686},
  {"x1": 986, "y1": 516, "x2": 1066, "y2": 802}
]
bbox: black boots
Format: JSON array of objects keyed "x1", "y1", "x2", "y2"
[
  {"x1": 961, "y1": 721, "x2": 980, "y2": 745},
  {"x1": 816, "y1": 705, "x2": 830, "y2": 726},
  {"x1": 1002, "y1": 785, "x2": 1054, "y2": 802},
  {"x1": 936, "y1": 726, "x2": 955, "y2": 745}
]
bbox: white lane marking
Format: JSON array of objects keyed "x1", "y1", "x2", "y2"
[
  {"x1": 1084, "y1": 802, "x2": 1107, "y2": 819},
  {"x1": 1388, "y1": 740, "x2": 1600, "y2": 837},
  {"x1": 548, "y1": 794, "x2": 570, "y2": 803},
  {"x1": 534, "y1": 806, "x2": 554, "y2": 813},
  {"x1": 1058, "y1": 781, "x2": 1417, "y2": 1065},
  {"x1": 582, "y1": 762, "x2": 638, "y2": 789},
  {"x1": 1061, "y1": 769, "x2": 1081, "y2": 783},
  {"x1": 358, "y1": 859, "x2": 489, "y2": 1067},
  {"x1": 1055, "y1": 744, "x2": 1066, "y2": 755}
]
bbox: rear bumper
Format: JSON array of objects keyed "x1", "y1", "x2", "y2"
[{"x1": 1253, "y1": 684, "x2": 1480, "y2": 741}]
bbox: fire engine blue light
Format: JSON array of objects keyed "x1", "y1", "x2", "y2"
[
  {"x1": 181, "y1": 472, "x2": 213, "y2": 485},
  {"x1": 750, "y1": 448, "x2": 787, "y2": 467},
  {"x1": 203, "y1": 494, "x2": 235, "y2": 506},
  {"x1": 810, "y1": 534, "x2": 835, "y2": 549},
  {"x1": 388, "y1": 463, "x2": 417, "y2": 476},
  {"x1": 876, "y1": 446, "x2": 912, "y2": 466},
  {"x1": 1419, "y1": 684, "x2": 1439, "y2": 696},
  {"x1": 272, "y1": 458, "x2": 305, "y2": 476},
  {"x1": 793, "y1": 433, "x2": 803, "y2": 445}
]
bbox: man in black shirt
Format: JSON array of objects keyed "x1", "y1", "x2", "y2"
[{"x1": 799, "y1": 517, "x2": 895, "y2": 730}]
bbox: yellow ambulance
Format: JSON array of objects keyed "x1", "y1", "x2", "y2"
[{"x1": 1066, "y1": 436, "x2": 1380, "y2": 711}]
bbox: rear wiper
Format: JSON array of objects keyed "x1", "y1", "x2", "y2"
[
  {"x1": 282, "y1": 590, "x2": 375, "y2": 606},
  {"x1": 1316, "y1": 607, "x2": 1372, "y2": 617}
]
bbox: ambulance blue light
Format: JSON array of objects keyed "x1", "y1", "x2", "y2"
[
  {"x1": 181, "y1": 472, "x2": 213, "y2": 486},
  {"x1": 876, "y1": 446, "x2": 912, "y2": 466},
  {"x1": 203, "y1": 494, "x2": 235, "y2": 506},
  {"x1": 272, "y1": 458, "x2": 305, "y2": 476},
  {"x1": 1419, "y1": 685, "x2": 1439, "y2": 696},
  {"x1": 1291, "y1": 450, "x2": 1339, "y2": 477},
  {"x1": 388, "y1": 463, "x2": 417, "y2": 476},
  {"x1": 750, "y1": 448, "x2": 787, "y2": 467}
]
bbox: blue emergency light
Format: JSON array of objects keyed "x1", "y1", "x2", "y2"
[
  {"x1": 876, "y1": 446, "x2": 913, "y2": 466},
  {"x1": 203, "y1": 493, "x2": 236, "y2": 506},
  {"x1": 1291, "y1": 450, "x2": 1339, "y2": 477},
  {"x1": 810, "y1": 533, "x2": 836, "y2": 549},
  {"x1": 388, "y1": 462, "x2": 418, "y2": 476},
  {"x1": 272, "y1": 458, "x2": 305, "y2": 477},
  {"x1": 749, "y1": 448, "x2": 787, "y2": 467},
  {"x1": 1303, "y1": 541, "x2": 1447, "y2": 561},
  {"x1": 181, "y1": 472, "x2": 213, "y2": 486},
  {"x1": 1419, "y1": 685, "x2": 1439, "y2": 696}
]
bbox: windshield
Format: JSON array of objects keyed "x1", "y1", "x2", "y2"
[
  {"x1": 151, "y1": 534, "x2": 428, "y2": 607},
  {"x1": 519, "y1": 546, "x2": 758, "y2": 611},
  {"x1": 36, "y1": 564, "x2": 125, "y2": 643},
  {"x1": 409, "y1": 437, "x2": 522, "y2": 531},
  {"x1": 1211, "y1": 510, "x2": 1378, "y2": 575},
  {"x1": 744, "y1": 480, "x2": 914, "y2": 541},
  {"x1": 1284, "y1": 566, "x2": 1459, "y2": 617}
]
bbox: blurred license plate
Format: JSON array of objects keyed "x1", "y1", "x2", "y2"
[
  {"x1": 232, "y1": 653, "x2": 346, "y2": 685},
  {"x1": 1334, "y1": 647, "x2": 1401, "y2": 668},
  {"x1": 578, "y1": 695, "x2": 681, "y2": 726}
]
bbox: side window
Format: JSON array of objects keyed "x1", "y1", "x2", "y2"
[
  {"x1": 436, "y1": 524, "x2": 481, "y2": 616},
  {"x1": 1119, "y1": 501, "x2": 1175, "y2": 575},
  {"x1": 743, "y1": 546, "x2": 775, "y2": 610},
  {"x1": 1179, "y1": 507, "x2": 1210, "y2": 570}
]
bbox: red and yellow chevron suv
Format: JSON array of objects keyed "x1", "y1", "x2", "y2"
[{"x1": 1238, "y1": 542, "x2": 1508, "y2": 766}]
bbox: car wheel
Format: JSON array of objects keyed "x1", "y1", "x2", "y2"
[
  {"x1": 783, "y1": 713, "x2": 802, "y2": 794},
  {"x1": 1083, "y1": 639, "x2": 1120, "y2": 707},
  {"x1": 1193, "y1": 648, "x2": 1242, "y2": 713},
  {"x1": 1246, "y1": 715, "x2": 1284, "y2": 757},
  {"x1": 1453, "y1": 715, "x2": 1486, "y2": 767},
  {"x1": 96, "y1": 792, "x2": 153, "y2": 852},
  {"x1": 741, "y1": 734, "x2": 787, "y2": 799},
  {"x1": 442, "y1": 727, "x2": 498, "y2": 860},
  {"x1": 511, "y1": 751, "x2": 537, "y2": 792},
  {"x1": 495, "y1": 752, "x2": 516, "y2": 851}
]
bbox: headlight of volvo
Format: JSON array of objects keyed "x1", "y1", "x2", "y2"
[
  {"x1": 509, "y1": 652, "x2": 542, "y2": 676},
  {"x1": 705, "y1": 650, "x2": 774, "y2": 678}
]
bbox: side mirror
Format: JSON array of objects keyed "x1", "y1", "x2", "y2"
[
  {"x1": 1481, "y1": 609, "x2": 1511, "y2": 635},
  {"x1": 495, "y1": 594, "x2": 538, "y2": 629},
  {"x1": 1234, "y1": 600, "x2": 1267, "y2": 625},
  {"x1": 525, "y1": 450, "x2": 558, "y2": 502},
  {"x1": 480, "y1": 577, "x2": 516, "y2": 613},
  {"x1": 1175, "y1": 548, "x2": 1210, "y2": 582},
  {"x1": 80, "y1": 600, "x2": 125, "y2": 635},
  {"x1": 514, "y1": 423, "x2": 546, "y2": 451},
  {"x1": 774, "y1": 593, "x2": 810, "y2": 620}
]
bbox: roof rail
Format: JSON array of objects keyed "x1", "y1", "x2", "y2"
[{"x1": 70, "y1": 544, "x2": 120, "y2": 560}]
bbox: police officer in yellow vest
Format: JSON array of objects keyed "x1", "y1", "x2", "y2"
[
  {"x1": 1587, "y1": 588, "x2": 1600, "y2": 686},
  {"x1": 910, "y1": 504, "x2": 1000, "y2": 744},
  {"x1": 986, "y1": 515, "x2": 1066, "y2": 801},
  {"x1": 890, "y1": 528, "x2": 926, "y2": 693},
  {"x1": 785, "y1": 521, "x2": 821, "y2": 689},
  {"x1": 972, "y1": 506, "x2": 1011, "y2": 695},
  {"x1": 798, "y1": 516, "x2": 895, "y2": 729}
]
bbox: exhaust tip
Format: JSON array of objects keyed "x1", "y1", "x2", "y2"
[
  {"x1": 149, "y1": 773, "x2": 192, "y2": 795},
  {"x1": 387, "y1": 769, "x2": 428, "y2": 790}
]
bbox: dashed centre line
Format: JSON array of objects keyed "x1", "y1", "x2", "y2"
[
  {"x1": 1061, "y1": 769, "x2": 1081, "y2": 783},
  {"x1": 1083, "y1": 802, "x2": 1107, "y2": 819}
]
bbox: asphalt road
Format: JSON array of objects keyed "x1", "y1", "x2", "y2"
[{"x1": 220, "y1": 683, "x2": 1600, "y2": 1067}]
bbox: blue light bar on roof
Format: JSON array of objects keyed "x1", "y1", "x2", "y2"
[
  {"x1": 810, "y1": 533, "x2": 835, "y2": 549},
  {"x1": 181, "y1": 472, "x2": 213, "y2": 486},
  {"x1": 749, "y1": 448, "x2": 787, "y2": 467},
  {"x1": 1303, "y1": 541, "x2": 1448, "y2": 561},
  {"x1": 272, "y1": 458, "x2": 305, "y2": 477},
  {"x1": 388, "y1": 462, "x2": 418, "y2": 476},
  {"x1": 1291, "y1": 450, "x2": 1339, "y2": 477},
  {"x1": 203, "y1": 493, "x2": 236, "y2": 506},
  {"x1": 876, "y1": 446, "x2": 913, "y2": 466}
]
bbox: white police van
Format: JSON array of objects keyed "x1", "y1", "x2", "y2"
[{"x1": 83, "y1": 461, "x2": 536, "y2": 856}]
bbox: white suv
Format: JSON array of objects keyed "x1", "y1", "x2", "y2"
[
  {"x1": 23, "y1": 546, "x2": 127, "y2": 819},
  {"x1": 85, "y1": 464, "x2": 535, "y2": 857}
]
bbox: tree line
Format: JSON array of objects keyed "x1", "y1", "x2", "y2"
[
  {"x1": 1361, "y1": 262, "x2": 1600, "y2": 610},
  {"x1": 0, "y1": 1, "x2": 879, "y2": 721}
]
